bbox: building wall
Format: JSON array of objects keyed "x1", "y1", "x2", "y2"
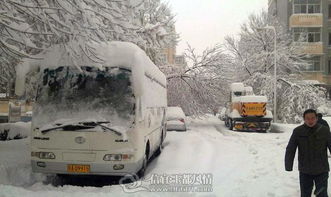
[
  {"x1": 161, "y1": 47, "x2": 176, "y2": 65},
  {"x1": 322, "y1": 0, "x2": 328, "y2": 75},
  {"x1": 270, "y1": 0, "x2": 331, "y2": 85},
  {"x1": 160, "y1": 47, "x2": 188, "y2": 68},
  {"x1": 269, "y1": 0, "x2": 290, "y2": 28}
]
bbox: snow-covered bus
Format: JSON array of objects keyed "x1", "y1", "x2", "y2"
[{"x1": 15, "y1": 42, "x2": 167, "y2": 177}]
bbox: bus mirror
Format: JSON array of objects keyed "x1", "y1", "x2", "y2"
[
  {"x1": 15, "y1": 61, "x2": 39, "y2": 96},
  {"x1": 132, "y1": 58, "x2": 144, "y2": 97}
]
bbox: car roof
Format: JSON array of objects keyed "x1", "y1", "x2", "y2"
[{"x1": 167, "y1": 107, "x2": 185, "y2": 118}]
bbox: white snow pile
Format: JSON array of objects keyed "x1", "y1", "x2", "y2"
[
  {"x1": 166, "y1": 106, "x2": 185, "y2": 120},
  {"x1": 269, "y1": 122, "x2": 298, "y2": 133},
  {"x1": 0, "y1": 138, "x2": 46, "y2": 187},
  {"x1": 0, "y1": 122, "x2": 31, "y2": 141},
  {"x1": 317, "y1": 104, "x2": 331, "y2": 116}
]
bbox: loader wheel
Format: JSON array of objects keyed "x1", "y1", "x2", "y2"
[
  {"x1": 229, "y1": 119, "x2": 234, "y2": 130},
  {"x1": 225, "y1": 118, "x2": 229, "y2": 127}
]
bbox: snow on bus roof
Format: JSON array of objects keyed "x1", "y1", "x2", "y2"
[
  {"x1": 101, "y1": 41, "x2": 166, "y2": 86},
  {"x1": 18, "y1": 41, "x2": 166, "y2": 86}
]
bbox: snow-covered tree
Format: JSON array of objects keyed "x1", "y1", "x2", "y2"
[
  {"x1": 277, "y1": 80, "x2": 326, "y2": 123},
  {"x1": 224, "y1": 10, "x2": 307, "y2": 79},
  {"x1": 244, "y1": 73, "x2": 326, "y2": 123},
  {"x1": 161, "y1": 44, "x2": 233, "y2": 115},
  {"x1": 134, "y1": 0, "x2": 178, "y2": 64},
  {"x1": 0, "y1": 0, "x2": 177, "y2": 97},
  {"x1": 225, "y1": 10, "x2": 328, "y2": 123},
  {"x1": 0, "y1": 0, "x2": 175, "y2": 59}
]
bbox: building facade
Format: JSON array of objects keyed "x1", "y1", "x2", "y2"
[
  {"x1": 159, "y1": 47, "x2": 188, "y2": 68},
  {"x1": 269, "y1": 0, "x2": 331, "y2": 86},
  {"x1": 160, "y1": 47, "x2": 176, "y2": 65}
]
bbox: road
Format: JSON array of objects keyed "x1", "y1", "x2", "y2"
[{"x1": 0, "y1": 115, "x2": 316, "y2": 197}]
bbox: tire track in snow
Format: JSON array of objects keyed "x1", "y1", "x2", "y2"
[
  {"x1": 214, "y1": 122, "x2": 300, "y2": 197},
  {"x1": 148, "y1": 127, "x2": 217, "y2": 174},
  {"x1": 188, "y1": 121, "x2": 254, "y2": 196}
]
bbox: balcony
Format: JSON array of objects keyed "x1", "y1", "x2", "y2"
[
  {"x1": 289, "y1": 14, "x2": 323, "y2": 27},
  {"x1": 294, "y1": 42, "x2": 323, "y2": 55}
]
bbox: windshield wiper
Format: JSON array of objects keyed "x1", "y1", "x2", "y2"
[
  {"x1": 78, "y1": 121, "x2": 122, "y2": 136},
  {"x1": 41, "y1": 124, "x2": 95, "y2": 134},
  {"x1": 40, "y1": 121, "x2": 122, "y2": 136}
]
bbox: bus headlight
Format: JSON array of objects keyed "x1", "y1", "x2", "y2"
[
  {"x1": 103, "y1": 154, "x2": 133, "y2": 161},
  {"x1": 103, "y1": 154, "x2": 122, "y2": 161},
  {"x1": 31, "y1": 152, "x2": 56, "y2": 159}
]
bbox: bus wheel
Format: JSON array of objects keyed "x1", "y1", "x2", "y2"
[
  {"x1": 155, "y1": 134, "x2": 164, "y2": 157},
  {"x1": 137, "y1": 154, "x2": 147, "y2": 178}
]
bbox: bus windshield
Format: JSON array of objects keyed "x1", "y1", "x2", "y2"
[{"x1": 33, "y1": 66, "x2": 135, "y2": 131}]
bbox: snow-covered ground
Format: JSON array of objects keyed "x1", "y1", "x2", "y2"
[{"x1": 1, "y1": 116, "x2": 331, "y2": 197}]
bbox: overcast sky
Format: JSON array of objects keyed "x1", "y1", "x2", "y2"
[{"x1": 166, "y1": 0, "x2": 268, "y2": 54}]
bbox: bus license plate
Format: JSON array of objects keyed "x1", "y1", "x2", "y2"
[{"x1": 67, "y1": 164, "x2": 90, "y2": 173}]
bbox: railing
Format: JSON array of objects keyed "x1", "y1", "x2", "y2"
[{"x1": 290, "y1": 13, "x2": 323, "y2": 27}]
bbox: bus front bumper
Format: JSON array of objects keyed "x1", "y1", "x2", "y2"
[{"x1": 31, "y1": 159, "x2": 143, "y2": 176}]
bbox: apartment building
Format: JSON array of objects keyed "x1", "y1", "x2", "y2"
[
  {"x1": 160, "y1": 47, "x2": 176, "y2": 65},
  {"x1": 159, "y1": 47, "x2": 188, "y2": 68},
  {"x1": 269, "y1": 0, "x2": 331, "y2": 87}
]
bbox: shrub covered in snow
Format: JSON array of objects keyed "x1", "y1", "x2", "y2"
[
  {"x1": 245, "y1": 73, "x2": 327, "y2": 123},
  {"x1": 0, "y1": 122, "x2": 31, "y2": 141}
]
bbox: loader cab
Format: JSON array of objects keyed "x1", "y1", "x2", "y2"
[
  {"x1": 230, "y1": 83, "x2": 245, "y2": 102},
  {"x1": 233, "y1": 91, "x2": 243, "y2": 96}
]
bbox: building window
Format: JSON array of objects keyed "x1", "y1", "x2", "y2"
[
  {"x1": 294, "y1": 4, "x2": 307, "y2": 13},
  {"x1": 175, "y1": 56, "x2": 185, "y2": 65},
  {"x1": 329, "y1": 33, "x2": 331, "y2": 46},
  {"x1": 303, "y1": 57, "x2": 321, "y2": 71},
  {"x1": 159, "y1": 54, "x2": 167, "y2": 64},
  {"x1": 329, "y1": 4, "x2": 331, "y2": 19},
  {"x1": 293, "y1": 0, "x2": 320, "y2": 14},
  {"x1": 293, "y1": 27, "x2": 321, "y2": 42},
  {"x1": 328, "y1": 60, "x2": 331, "y2": 74}
]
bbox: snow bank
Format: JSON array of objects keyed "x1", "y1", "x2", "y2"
[
  {"x1": 323, "y1": 117, "x2": 331, "y2": 127},
  {"x1": 0, "y1": 122, "x2": 31, "y2": 141},
  {"x1": 0, "y1": 138, "x2": 46, "y2": 187},
  {"x1": 269, "y1": 123, "x2": 297, "y2": 133},
  {"x1": 317, "y1": 105, "x2": 331, "y2": 116}
]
